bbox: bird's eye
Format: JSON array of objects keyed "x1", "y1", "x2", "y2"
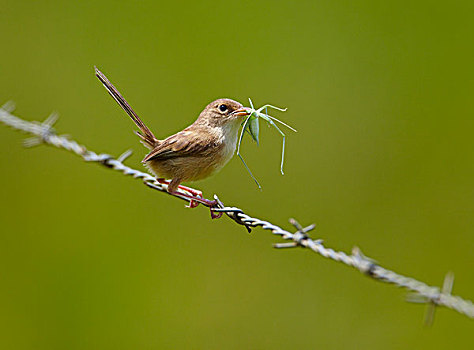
[{"x1": 218, "y1": 104, "x2": 228, "y2": 113}]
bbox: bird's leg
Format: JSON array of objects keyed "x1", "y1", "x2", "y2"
[
  {"x1": 156, "y1": 178, "x2": 205, "y2": 209},
  {"x1": 158, "y1": 178, "x2": 201, "y2": 197},
  {"x1": 176, "y1": 184, "x2": 203, "y2": 198},
  {"x1": 165, "y1": 178, "x2": 200, "y2": 208},
  {"x1": 156, "y1": 178, "x2": 222, "y2": 218},
  {"x1": 175, "y1": 184, "x2": 223, "y2": 218},
  {"x1": 170, "y1": 191, "x2": 218, "y2": 208}
]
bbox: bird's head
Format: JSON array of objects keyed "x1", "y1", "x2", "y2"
[{"x1": 197, "y1": 98, "x2": 251, "y2": 128}]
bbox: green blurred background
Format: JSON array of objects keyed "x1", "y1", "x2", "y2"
[{"x1": 1, "y1": 1, "x2": 473, "y2": 349}]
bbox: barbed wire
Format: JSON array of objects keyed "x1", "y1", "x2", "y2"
[{"x1": 1, "y1": 102, "x2": 473, "y2": 322}]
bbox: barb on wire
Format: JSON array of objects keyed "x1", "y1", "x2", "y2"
[{"x1": 1, "y1": 102, "x2": 473, "y2": 322}]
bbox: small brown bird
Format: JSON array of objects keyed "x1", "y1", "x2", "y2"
[{"x1": 95, "y1": 67, "x2": 250, "y2": 211}]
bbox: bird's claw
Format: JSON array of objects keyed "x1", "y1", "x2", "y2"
[
  {"x1": 171, "y1": 187, "x2": 223, "y2": 219},
  {"x1": 186, "y1": 199, "x2": 200, "y2": 208},
  {"x1": 210, "y1": 208, "x2": 223, "y2": 219},
  {"x1": 190, "y1": 198, "x2": 222, "y2": 219}
]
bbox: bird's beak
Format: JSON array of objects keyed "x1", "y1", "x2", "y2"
[{"x1": 230, "y1": 107, "x2": 252, "y2": 117}]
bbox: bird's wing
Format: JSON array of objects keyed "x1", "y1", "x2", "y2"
[{"x1": 142, "y1": 128, "x2": 217, "y2": 162}]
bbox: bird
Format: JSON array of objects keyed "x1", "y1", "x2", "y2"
[{"x1": 94, "y1": 67, "x2": 250, "y2": 215}]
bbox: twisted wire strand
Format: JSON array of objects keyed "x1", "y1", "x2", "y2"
[{"x1": 1, "y1": 103, "x2": 473, "y2": 321}]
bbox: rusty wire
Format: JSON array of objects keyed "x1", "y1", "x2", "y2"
[{"x1": 1, "y1": 102, "x2": 473, "y2": 321}]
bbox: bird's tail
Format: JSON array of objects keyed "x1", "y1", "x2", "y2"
[{"x1": 95, "y1": 67, "x2": 158, "y2": 148}]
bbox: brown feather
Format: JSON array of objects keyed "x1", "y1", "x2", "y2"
[
  {"x1": 143, "y1": 126, "x2": 217, "y2": 162},
  {"x1": 95, "y1": 67, "x2": 158, "y2": 148}
]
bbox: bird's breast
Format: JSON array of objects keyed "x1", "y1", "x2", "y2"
[
  {"x1": 214, "y1": 120, "x2": 241, "y2": 164},
  {"x1": 194, "y1": 121, "x2": 240, "y2": 178}
]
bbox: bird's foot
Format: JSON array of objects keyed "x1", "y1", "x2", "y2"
[
  {"x1": 177, "y1": 184, "x2": 204, "y2": 209},
  {"x1": 185, "y1": 197, "x2": 200, "y2": 209},
  {"x1": 210, "y1": 206, "x2": 223, "y2": 219},
  {"x1": 180, "y1": 194, "x2": 223, "y2": 219},
  {"x1": 170, "y1": 190, "x2": 221, "y2": 217},
  {"x1": 186, "y1": 196, "x2": 223, "y2": 219},
  {"x1": 156, "y1": 179, "x2": 222, "y2": 219},
  {"x1": 175, "y1": 185, "x2": 221, "y2": 218}
]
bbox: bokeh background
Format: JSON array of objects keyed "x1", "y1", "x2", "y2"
[{"x1": 1, "y1": 1, "x2": 473, "y2": 349}]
